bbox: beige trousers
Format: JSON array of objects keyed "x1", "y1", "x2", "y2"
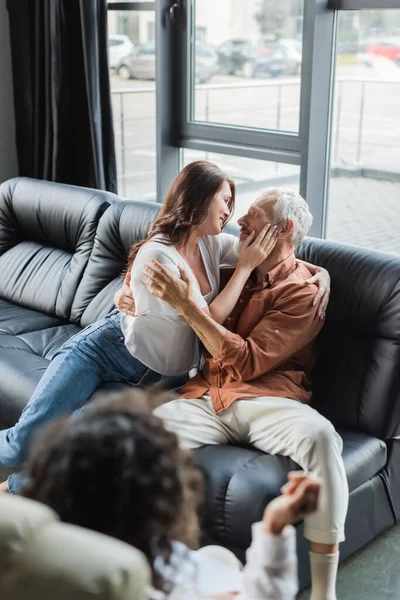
[{"x1": 154, "y1": 395, "x2": 349, "y2": 545}]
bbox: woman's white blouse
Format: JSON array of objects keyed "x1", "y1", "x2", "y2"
[{"x1": 120, "y1": 233, "x2": 239, "y2": 375}]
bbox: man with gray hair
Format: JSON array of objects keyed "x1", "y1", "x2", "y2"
[{"x1": 137, "y1": 188, "x2": 348, "y2": 600}]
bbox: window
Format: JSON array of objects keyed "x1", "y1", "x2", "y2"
[
  {"x1": 106, "y1": 1, "x2": 399, "y2": 257},
  {"x1": 190, "y1": 0, "x2": 304, "y2": 133},
  {"x1": 108, "y1": 6, "x2": 156, "y2": 200},
  {"x1": 326, "y1": 9, "x2": 400, "y2": 254}
]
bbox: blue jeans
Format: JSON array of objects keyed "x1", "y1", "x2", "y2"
[{"x1": 0, "y1": 310, "x2": 155, "y2": 493}]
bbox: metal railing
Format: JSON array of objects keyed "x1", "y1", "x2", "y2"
[{"x1": 111, "y1": 76, "x2": 400, "y2": 195}]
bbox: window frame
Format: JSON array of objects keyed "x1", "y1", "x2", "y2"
[
  {"x1": 327, "y1": 0, "x2": 399, "y2": 8},
  {"x1": 107, "y1": 2, "x2": 156, "y2": 10},
  {"x1": 108, "y1": 0, "x2": 393, "y2": 240},
  {"x1": 172, "y1": 0, "x2": 337, "y2": 238}
]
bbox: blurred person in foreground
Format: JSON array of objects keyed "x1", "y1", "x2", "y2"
[{"x1": 21, "y1": 389, "x2": 320, "y2": 600}]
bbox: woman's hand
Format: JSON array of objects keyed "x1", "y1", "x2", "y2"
[
  {"x1": 238, "y1": 224, "x2": 279, "y2": 272},
  {"x1": 143, "y1": 260, "x2": 194, "y2": 311},
  {"x1": 114, "y1": 272, "x2": 136, "y2": 316},
  {"x1": 305, "y1": 268, "x2": 331, "y2": 320},
  {"x1": 262, "y1": 472, "x2": 320, "y2": 536}
]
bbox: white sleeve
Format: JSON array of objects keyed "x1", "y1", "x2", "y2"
[
  {"x1": 236, "y1": 523, "x2": 298, "y2": 600},
  {"x1": 135, "y1": 248, "x2": 207, "y2": 310},
  {"x1": 219, "y1": 233, "x2": 240, "y2": 268}
]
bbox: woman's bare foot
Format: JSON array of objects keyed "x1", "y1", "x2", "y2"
[{"x1": 0, "y1": 479, "x2": 9, "y2": 493}]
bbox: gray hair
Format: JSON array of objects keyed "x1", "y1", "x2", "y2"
[{"x1": 256, "y1": 188, "x2": 313, "y2": 247}]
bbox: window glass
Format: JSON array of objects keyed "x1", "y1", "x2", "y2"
[
  {"x1": 326, "y1": 9, "x2": 400, "y2": 254},
  {"x1": 108, "y1": 9, "x2": 156, "y2": 199},
  {"x1": 191, "y1": 0, "x2": 304, "y2": 133}
]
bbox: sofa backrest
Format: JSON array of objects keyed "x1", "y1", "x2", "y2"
[
  {"x1": 297, "y1": 237, "x2": 400, "y2": 440},
  {"x1": 0, "y1": 178, "x2": 113, "y2": 319},
  {"x1": 71, "y1": 199, "x2": 161, "y2": 326},
  {"x1": 0, "y1": 494, "x2": 151, "y2": 600}
]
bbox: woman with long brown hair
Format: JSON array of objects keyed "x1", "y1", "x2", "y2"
[
  {"x1": 0, "y1": 161, "x2": 282, "y2": 495},
  {"x1": 120, "y1": 160, "x2": 279, "y2": 376}
]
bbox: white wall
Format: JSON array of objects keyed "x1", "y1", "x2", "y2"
[
  {"x1": 0, "y1": 0, "x2": 18, "y2": 183},
  {"x1": 195, "y1": 0, "x2": 260, "y2": 45}
]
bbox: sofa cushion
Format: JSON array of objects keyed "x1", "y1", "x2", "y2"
[
  {"x1": 0, "y1": 300, "x2": 65, "y2": 335},
  {"x1": 0, "y1": 178, "x2": 113, "y2": 320},
  {"x1": 341, "y1": 430, "x2": 387, "y2": 493},
  {"x1": 71, "y1": 200, "x2": 161, "y2": 326},
  {"x1": 195, "y1": 429, "x2": 387, "y2": 549},
  {"x1": 0, "y1": 322, "x2": 81, "y2": 426},
  {"x1": 0, "y1": 495, "x2": 151, "y2": 600},
  {"x1": 297, "y1": 238, "x2": 400, "y2": 440}
]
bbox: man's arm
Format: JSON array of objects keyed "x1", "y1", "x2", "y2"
[
  {"x1": 144, "y1": 261, "x2": 323, "y2": 382},
  {"x1": 143, "y1": 259, "x2": 227, "y2": 355},
  {"x1": 178, "y1": 285, "x2": 323, "y2": 382},
  {"x1": 180, "y1": 300, "x2": 227, "y2": 357}
]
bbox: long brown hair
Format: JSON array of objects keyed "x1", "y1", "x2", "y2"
[{"x1": 126, "y1": 160, "x2": 235, "y2": 272}]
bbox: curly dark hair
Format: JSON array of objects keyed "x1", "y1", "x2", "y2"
[{"x1": 22, "y1": 389, "x2": 204, "y2": 590}]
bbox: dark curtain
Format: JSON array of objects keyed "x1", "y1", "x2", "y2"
[{"x1": 6, "y1": 0, "x2": 117, "y2": 193}]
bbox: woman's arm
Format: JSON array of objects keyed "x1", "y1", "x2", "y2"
[
  {"x1": 206, "y1": 225, "x2": 278, "y2": 324},
  {"x1": 298, "y1": 259, "x2": 331, "y2": 319}
]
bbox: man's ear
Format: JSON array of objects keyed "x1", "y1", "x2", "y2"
[{"x1": 279, "y1": 219, "x2": 294, "y2": 239}]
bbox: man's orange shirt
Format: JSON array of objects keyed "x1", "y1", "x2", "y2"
[{"x1": 180, "y1": 253, "x2": 324, "y2": 413}]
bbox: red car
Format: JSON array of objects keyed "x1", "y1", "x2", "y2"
[{"x1": 366, "y1": 38, "x2": 400, "y2": 66}]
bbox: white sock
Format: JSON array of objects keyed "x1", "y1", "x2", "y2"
[{"x1": 309, "y1": 551, "x2": 339, "y2": 600}]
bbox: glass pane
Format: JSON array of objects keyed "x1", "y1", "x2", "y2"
[
  {"x1": 326, "y1": 10, "x2": 400, "y2": 255},
  {"x1": 191, "y1": 0, "x2": 304, "y2": 133},
  {"x1": 182, "y1": 150, "x2": 300, "y2": 220},
  {"x1": 108, "y1": 10, "x2": 156, "y2": 200}
]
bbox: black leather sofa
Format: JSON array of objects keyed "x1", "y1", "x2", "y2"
[{"x1": 0, "y1": 177, "x2": 399, "y2": 589}]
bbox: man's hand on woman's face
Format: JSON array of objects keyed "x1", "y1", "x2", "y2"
[{"x1": 114, "y1": 272, "x2": 136, "y2": 316}]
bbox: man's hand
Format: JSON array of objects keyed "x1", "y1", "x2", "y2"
[
  {"x1": 143, "y1": 260, "x2": 195, "y2": 311},
  {"x1": 263, "y1": 472, "x2": 320, "y2": 536},
  {"x1": 114, "y1": 272, "x2": 136, "y2": 316},
  {"x1": 238, "y1": 223, "x2": 279, "y2": 272},
  {"x1": 304, "y1": 268, "x2": 331, "y2": 320}
]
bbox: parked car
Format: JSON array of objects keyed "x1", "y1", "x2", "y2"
[
  {"x1": 108, "y1": 34, "x2": 135, "y2": 70},
  {"x1": 280, "y1": 39, "x2": 302, "y2": 75},
  {"x1": 195, "y1": 43, "x2": 219, "y2": 83},
  {"x1": 118, "y1": 42, "x2": 156, "y2": 80},
  {"x1": 217, "y1": 38, "x2": 253, "y2": 75},
  {"x1": 366, "y1": 38, "x2": 400, "y2": 66},
  {"x1": 118, "y1": 42, "x2": 218, "y2": 83},
  {"x1": 218, "y1": 37, "x2": 302, "y2": 78},
  {"x1": 243, "y1": 38, "x2": 297, "y2": 78}
]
